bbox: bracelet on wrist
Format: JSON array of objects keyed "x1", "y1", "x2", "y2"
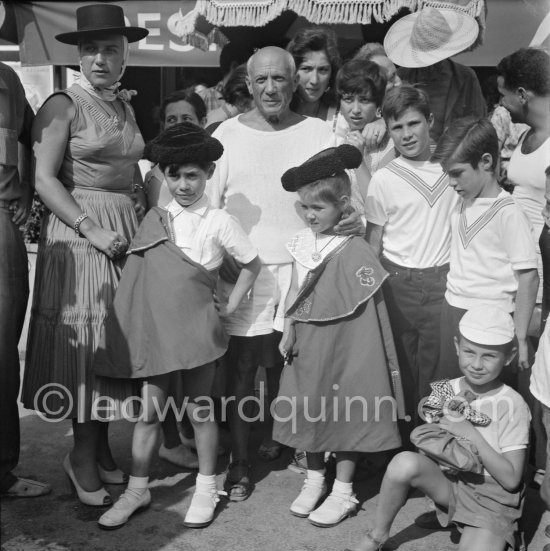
[{"x1": 74, "y1": 212, "x2": 89, "y2": 236}]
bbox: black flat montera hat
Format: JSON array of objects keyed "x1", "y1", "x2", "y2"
[
  {"x1": 281, "y1": 144, "x2": 362, "y2": 192},
  {"x1": 55, "y1": 4, "x2": 149, "y2": 45},
  {"x1": 144, "y1": 122, "x2": 224, "y2": 167}
]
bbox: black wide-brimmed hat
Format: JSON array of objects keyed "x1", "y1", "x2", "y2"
[
  {"x1": 281, "y1": 144, "x2": 362, "y2": 192},
  {"x1": 56, "y1": 4, "x2": 149, "y2": 45},
  {"x1": 144, "y1": 122, "x2": 224, "y2": 167}
]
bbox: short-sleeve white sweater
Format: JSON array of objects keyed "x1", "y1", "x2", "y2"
[{"x1": 207, "y1": 116, "x2": 335, "y2": 264}]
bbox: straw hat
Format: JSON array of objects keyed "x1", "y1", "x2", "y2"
[
  {"x1": 384, "y1": 7, "x2": 479, "y2": 68},
  {"x1": 56, "y1": 4, "x2": 148, "y2": 45}
]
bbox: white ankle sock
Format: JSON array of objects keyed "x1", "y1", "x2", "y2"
[
  {"x1": 196, "y1": 473, "x2": 217, "y2": 490},
  {"x1": 332, "y1": 479, "x2": 353, "y2": 496},
  {"x1": 127, "y1": 475, "x2": 149, "y2": 495},
  {"x1": 306, "y1": 469, "x2": 326, "y2": 485}
]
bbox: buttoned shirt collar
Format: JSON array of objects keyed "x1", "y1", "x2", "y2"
[{"x1": 166, "y1": 194, "x2": 210, "y2": 218}]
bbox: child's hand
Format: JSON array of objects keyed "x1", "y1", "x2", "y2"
[
  {"x1": 439, "y1": 416, "x2": 478, "y2": 441},
  {"x1": 279, "y1": 325, "x2": 296, "y2": 361}
]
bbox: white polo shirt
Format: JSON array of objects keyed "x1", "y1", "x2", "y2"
[
  {"x1": 365, "y1": 156, "x2": 458, "y2": 268},
  {"x1": 165, "y1": 195, "x2": 257, "y2": 271},
  {"x1": 445, "y1": 189, "x2": 537, "y2": 312}
]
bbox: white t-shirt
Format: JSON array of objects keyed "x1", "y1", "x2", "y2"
[
  {"x1": 507, "y1": 133, "x2": 550, "y2": 303},
  {"x1": 446, "y1": 189, "x2": 537, "y2": 312},
  {"x1": 165, "y1": 195, "x2": 257, "y2": 271},
  {"x1": 449, "y1": 377, "x2": 530, "y2": 477},
  {"x1": 365, "y1": 156, "x2": 458, "y2": 268},
  {"x1": 208, "y1": 115, "x2": 335, "y2": 265},
  {"x1": 531, "y1": 319, "x2": 550, "y2": 408}
]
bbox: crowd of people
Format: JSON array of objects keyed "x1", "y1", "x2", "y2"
[{"x1": 1, "y1": 3, "x2": 550, "y2": 551}]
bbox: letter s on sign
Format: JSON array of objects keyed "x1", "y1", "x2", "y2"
[{"x1": 167, "y1": 12, "x2": 194, "y2": 52}]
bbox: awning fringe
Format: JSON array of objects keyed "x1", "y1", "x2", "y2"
[{"x1": 174, "y1": 0, "x2": 485, "y2": 32}]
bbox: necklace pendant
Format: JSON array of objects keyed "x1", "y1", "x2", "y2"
[{"x1": 311, "y1": 252, "x2": 322, "y2": 262}]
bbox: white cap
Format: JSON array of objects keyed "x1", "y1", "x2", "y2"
[{"x1": 459, "y1": 306, "x2": 515, "y2": 346}]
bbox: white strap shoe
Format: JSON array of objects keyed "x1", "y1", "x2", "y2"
[
  {"x1": 308, "y1": 491, "x2": 358, "y2": 527},
  {"x1": 183, "y1": 487, "x2": 227, "y2": 528},
  {"x1": 290, "y1": 478, "x2": 327, "y2": 518},
  {"x1": 98, "y1": 488, "x2": 151, "y2": 530}
]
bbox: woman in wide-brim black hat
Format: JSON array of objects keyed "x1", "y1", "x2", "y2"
[{"x1": 21, "y1": 4, "x2": 148, "y2": 508}]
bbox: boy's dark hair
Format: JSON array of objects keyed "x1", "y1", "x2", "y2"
[
  {"x1": 160, "y1": 89, "x2": 207, "y2": 125},
  {"x1": 336, "y1": 59, "x2": 387, "y2": 107},
  {"x1": 497, "y1": 47, "x2": 550, "y2": 97},
  {"x1": 381, "y1": 84, "x2": 430, "y2": 122},
  {"x1": 222, "y1": 64, "x2": 251, "y2": 106},
  {"x1": 287, "y1": 27, "x2": 341, "y2": 107},
  {"x1": 299, "y1": 173, "x2": 351, "y2": 207},
  {"x1": 162, "y1": 161, "x2": 212, "y2": 174},
  {"x1": 431, "y1": 117, "x2": 499, "y2": 172}
]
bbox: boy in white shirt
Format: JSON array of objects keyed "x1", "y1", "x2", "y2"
[
  {"x1": 431, "y1": 117, "x2": 539, "y2": 376},
  {"x1": 96, "y1": 122, "x2": 261, "y2": 530},
  {"x1": 365, "y1": 85, "x2": 458, "y2": 423}
]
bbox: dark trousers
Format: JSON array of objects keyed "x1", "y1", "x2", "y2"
[
  {"x1": 381, "y1": 259, "x2": 448, "y2": 425},
  {"x1": 0, "y1": 203, "x2": 29, "y2": 491},
  {"x1": 437, "y1": 298, "x2": 467, "y2": 380}
]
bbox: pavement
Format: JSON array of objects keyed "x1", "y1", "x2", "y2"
[{"x1": 1, "y1": 360, "x2": 549, "y2": 551}]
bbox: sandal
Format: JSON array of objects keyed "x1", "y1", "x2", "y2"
[
  {"x1": 258, "y1": 440, "x2": 284, "y2": 462},
  {"x1": 344, "y1": 529, "x2": 385, "y2": 551},
  {"x1": 224, "y1": 460, "x2": 251, "y2": 502},
  {"x1": 2, "y1": 477, "x2": 51, "y2": 498}
]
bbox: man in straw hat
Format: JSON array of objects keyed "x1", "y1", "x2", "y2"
[
  {"x1": 384, "y1": 5, "x2": 486, "y2": 141},
  {"x1": 0, "y1": 2, "x2": 50, "y2": 498}
]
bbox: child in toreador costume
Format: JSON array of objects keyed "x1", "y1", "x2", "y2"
[
  {"x1": 94, "y1": 122, "x2": 261, "y2": 530},
  {"x1": 272, "y1": 144, "x2": 405, "y2": 528},
  {"x1": 346, "y1": 305, "x2": 531, "y2": 551}
]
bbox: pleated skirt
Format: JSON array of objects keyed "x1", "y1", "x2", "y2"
[{"x1": 22, "y1": 188, "x2": 140, "y2": 422}]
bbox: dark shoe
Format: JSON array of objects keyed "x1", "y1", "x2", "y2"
[
  {"x1": 1, "y1": 477, "x2": 51, "y2": 498},
  {"x1": 224, "y1": 460, "x2": 251, "y2": 502},
  {"x1": 258, "y1": 440, "x2": 284, "y2": 462},
  {"x1": 414, "y1": 510, "x2": 446, "y2": 530}
]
